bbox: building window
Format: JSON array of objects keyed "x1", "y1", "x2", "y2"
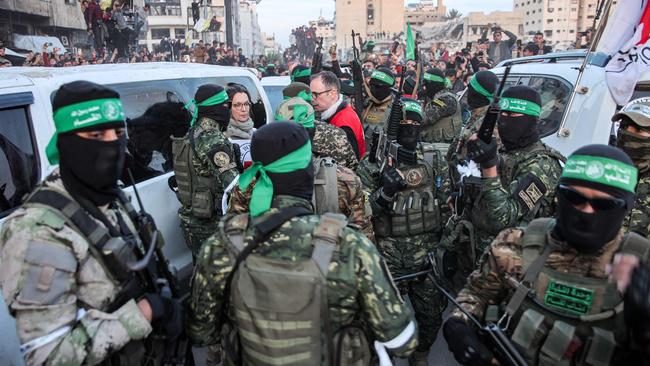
[
  {"x1": 545, "y1": 30, "x2": 552, "y2": 37},
  {"x1": 548, "y1": 7, "x2": 554, "y2": 12},
  {"x1": 151, "y1": 28, "x2": 171, "y2": 39},
  {"x1": 150, "y1": 4, "x2": 182, "y2": 16},
  {"x1": 175, "y1": 28, "x2": 186, "y2": 39},
  {"x1": 547, "y1": 19, "x2": 553, "y2": 23}
]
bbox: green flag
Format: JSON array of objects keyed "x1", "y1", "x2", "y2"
[{"x1": 406, "y1": 22, "x2": 415, "y2": 61}]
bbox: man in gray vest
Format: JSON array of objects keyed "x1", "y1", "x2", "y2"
[{"x1": 444, "y1": 144, "x2": 650, "y2": 365}]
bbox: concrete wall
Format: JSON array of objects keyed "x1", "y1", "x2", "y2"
[{"x1": 335, "y1": 0, "x2": 367, "y2": 54}]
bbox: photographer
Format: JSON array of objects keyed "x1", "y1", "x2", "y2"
[{"x1": 481, "y1": 23, "x2": 517, "y2": 64}]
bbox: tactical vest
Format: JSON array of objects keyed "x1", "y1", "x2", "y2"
[
  {"x1": 502, "y1": 218, "x2": 650, "y2": 366},
  {"x1": 421, "y1": 91, "x2": 462, "y2": 144},
  {"x1": 171, "y1": 123, "x2": 222, "y2": 219},
  {"x1": 221, "y1": 212, "x2": 372, "y2": 366},
  {"x1": 362, "y1": 99, "x2": 390, "y2": 142},
  {"x1": 499, "y1": 143, "x2": 566, "y2": 189},
  {"x1": 312, "y1": 157, "x2": 340, "y2": 215},
  {"x1": 374, "y1": 143, "x2": 447, "y2": 238}
]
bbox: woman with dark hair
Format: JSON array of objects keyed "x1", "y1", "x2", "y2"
[{"x1": 225, "y1": 84, "x2": 255, "y2": 139}]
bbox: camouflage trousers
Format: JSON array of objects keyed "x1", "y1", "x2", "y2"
[
  {"x1": 377, "y1": 234, "x2": 446, "y2": 352},
  {"x1": 178, "y1": 209, "x2": 221, "y2": 260}
]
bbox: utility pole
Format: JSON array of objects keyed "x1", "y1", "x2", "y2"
[{"x1": 225, "y1": 0, "x2": 233, "y2": 47}]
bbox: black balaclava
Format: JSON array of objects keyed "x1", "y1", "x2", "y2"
[
  {"x1": 423, "y1": 68, "x2": 445, "y2": 99},
  {"x1": 250, "y1": 121, "x2": 314, "y2": 203},
  {"x1": 497, "y1": 85, "x2": 541, "y2": 150},
  {"x1": 617, "y1": 117, "x2": 650, "y2": 175},
  {"x1": 397, "y1": 98, "x2": 423, "y2": 151},
  {"x1": 369, "y1": 67, "x2": 395, "y2": 102},
  {"x1": 403, "y1": 74, "x2": 417, "y2": 96},
  {"x1": 195, "y1": 84, "x2": 230, "y2": 131},
  {"x1": 52, "y1": 81, "x2": 127, "y2": 206},
  {"x1": 291, "y1": 65, "x2": 312, "y2": 85},
  {"x1": 554, "y1": 144, "x2": 637, "y2": 254},
  {"x1": 467, "y1": 70, "x2": 499, "y2": 109}
]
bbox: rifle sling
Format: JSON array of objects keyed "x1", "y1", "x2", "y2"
[{"x1": 504, "y1": 243, "x2": 555, "y2": 317}]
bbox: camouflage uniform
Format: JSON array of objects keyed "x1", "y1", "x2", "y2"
[
  {"x1": 312, "y1": 120, "x2": 359, "y2": 170},
  {"x1": 624, "y1": 174, "x2": 650, "y2": 237},
  {"x1": 175, "y1": 116, "x2": 240, "y2": 258},
  {"x1": 187, "y1": 195, "x2": 418, "y2": 361},
  {"x1": 451, "y1": 221, "x2": 650, "y2": 365},
  {"x1": 442, "y1": 142, "x2": 564, "y2": 274},
  {"x1": 362, "y1": 98, "x2": 391, "y2": 142},
  {"x1": 446, "y1": 105, "x2": 489, "y2": 188},
  {"x1": 228, "y1": 162, "x2": 375, "y2": 243},
  {"x1": 421, "y1": 89, "x2": 462, "y2": 144},
  {"x1": 0, "y1": 171, "x2": 152, "y2": 366},
  {"x1": 359, "y1": 142, "x2": 451, "y2": 356}
]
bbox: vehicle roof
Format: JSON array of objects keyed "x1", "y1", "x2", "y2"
[
  {"x1": 260, "y1": 76, "x2": 291, "y2": 86},
  {"x1": 0, "y1": 63, "x2": 257, "y2": 90}
]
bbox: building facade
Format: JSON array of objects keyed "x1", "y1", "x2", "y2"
[
  {"x1": 514, "y1": 0, "x2": 598, "y2": 45},
  {"x1": 239, "y1": 0, "x2": 263, "y2": 58},
  {"x1": 463, "y1": 10, "x2": 525, "y2": 44},
  {"x1": 261, "y1": 31, "x2": 281, "y2": 56},
  {"x1": 309, "y1": 16, "x2": 336, "y2": 49},
  {"x1": 335, "y1": 0, "x2": 405, "y2": 56},
  {"x1": 0, "y1": 0, "x2": 87, "y2": 51},
  {"x1": 405, "y1": 0, "x2": 447, "y2": 26}
]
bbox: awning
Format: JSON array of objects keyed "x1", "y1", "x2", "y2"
[{"x1": 12, "y1": 35, "x2": 66, "y2": 55}]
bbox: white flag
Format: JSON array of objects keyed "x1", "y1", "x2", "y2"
[{"x1": 599, "y1": 0, "x2": 650, "y2": 105}]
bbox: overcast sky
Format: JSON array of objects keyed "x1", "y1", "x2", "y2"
[{"x1": 257, "y1": 0, "x2": 513, "y2": 47}]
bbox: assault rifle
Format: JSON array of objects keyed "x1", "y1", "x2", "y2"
[
  {"x1": 395, "y1": 254, "x2": 528, "y2": 366},
  {"x1": 311, "y1": 37, "x2": 324, "y2": 74},
  {"x1": 351, "y1": 30, "x2": 365, "y2": 120},
  {"x1": 127, "y1": 169, "x2": 188, "y2": 365},
  {"x1": 476, "y1": 63, "x2": 513, "y2": 143}
]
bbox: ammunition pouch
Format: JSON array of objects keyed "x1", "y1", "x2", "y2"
[{"x1": 374, "y1": 188, "x2": 440, "y2": 238}]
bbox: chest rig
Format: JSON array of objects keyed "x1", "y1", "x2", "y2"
[
  {"x1": 421, "y1": 91, "x2": 462, "y2": 144},
  {"x1": 362, "y1": 99, "x2": 391, "y2": 142},
  {"x1": 374, "y1": 143, "x2": 446, "y2": 238},
  {"x1": 500, "y1": 219, "x2": 650, "y2": 366}
]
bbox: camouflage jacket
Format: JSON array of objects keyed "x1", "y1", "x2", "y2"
[
  {"x1": 228, "y1": 161, "x2": 375, "y2": 243},
  {"x1": 421, "y1": 89, "x2": 462, "y2": 144},
  {"x1": 0, "y1": 171, "x2": 152, "y2": 366},
  {"x1": 313, "y1": 120, "x2": 359, "y2": 170},
  {"x1": 446, "y1": 105, "x2": 490, "y2": 189},
  {"x1": 624, "y1": 174, "x2": 650, "y2": 237},
  {"x1": 451, "y1": 225, "x2": 624, "y2": 323},
  {"x1": 361, "y1": 98, "x2": 391, "y2": 142},
  {"x1": 470, "y1": 142, "x2": 564, "y2": 238},
  {"x1": 178, "y1": 116, "x2": 240, "y2": 219},
  {"x1": 187, "y1": 195, "x2": 418, "y2": 357}
]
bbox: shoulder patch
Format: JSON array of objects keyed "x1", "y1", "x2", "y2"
[
  {"x1": 208, "y1": 145, "x2": 237, "y2": 173},
  {"x1": 35, "y1": 209, "x2": 67, "y2": 230},
  {"x1": 514, "y1": 173, "x2": 547, "y2": 214},
  {"x1": 433, "y1": 98, "x2": 447, "y2": 107}
]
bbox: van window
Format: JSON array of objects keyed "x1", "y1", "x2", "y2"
[
  {"x1": 193, "y1": 76, "x2": 267, "y2": 128},
  {"x1": 528, "y1": 76, "x2": 571, "y2": 137},
  {"x1": 0, "y1": 106, "x2": 38, "y2": 217}
]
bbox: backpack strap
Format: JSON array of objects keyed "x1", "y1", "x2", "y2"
[
  {"x1": 311, "y1": 213, "x2": 348, "y2": 276},
  {"x1": 619, "y1": 232, "x2": 650, "y2": 261},
  {"x1": 222, "y1": 214, "x2": 250, "y2": 255},
  {"x1": 313, "y1": 157, "x2": 340, "y2": 215},
  {"x1": 504, "y1": 218, "x2": 556, "y2": 318}
]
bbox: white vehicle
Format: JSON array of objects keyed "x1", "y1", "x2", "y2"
[
  {"x1": 491, "y1": 51, "x2": 650, "y2": 157},
  {"x1": 261, "y1": 75, "x2": 291, "y2": 115},
  {"x1": 0, "y1": 63, "x2": 273, "y2": 291}
]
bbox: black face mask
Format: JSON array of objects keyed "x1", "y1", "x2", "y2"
[
  {"x1": 553, "y1": 192, "x2": 627, "y2": 254},
  {"x1": 198, "y1": 104, "x2": 230, "y2": 131},
  {"x1": 369, "y1": 83, "x2": 392, "y2": 101},
  {"x1": 58, "y1": 134, "x2": 126, "y2": 206},
  {"x1": 617, "y1": 129, "x2": 650, "y2": 174},
  {"x1": 497, "y1": 114, "x2": 539, "y2": 150},
  {"x1": 467, "y1": 86, "x2": 490, "y2": 109},
  {"x1": 423, "y1": 82, "x2": 444, "y2": 99},
  {"x1": 397, "y1": 123, "x2": 420, "y2": 151}
]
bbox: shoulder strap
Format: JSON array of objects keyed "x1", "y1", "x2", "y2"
[
  {"x1": 311, "y1": 213, "x2": 347, "y2": 276},
  {"x1": 620, "y1": 232, "x2": 650, "y2": 261},
  {"x1": 521, "y1": 218, "x2": 555, "y2": 272},
  {"x1": 24, "y1": 189, "x2": 111, "y2": 249}
]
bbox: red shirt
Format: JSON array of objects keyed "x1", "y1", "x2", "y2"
[{"x1": 329, "y1": 102, "x2": 366, "y2": 157}]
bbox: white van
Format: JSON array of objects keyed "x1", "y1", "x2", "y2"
[
  {"x1": 0, "y1": 62, "x2": 273, "y2": 290},
  {"x1": 491, "y1": 51, "x2": 650, "y2": 157}
]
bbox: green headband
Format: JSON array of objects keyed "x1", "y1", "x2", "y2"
[
  {"x1": 275, "y1": 103, "x2": 315, "y2": 129},
  {"x1": 46, "y1": 98, "x2": 125, "y2": 164},
  {"x1": 499, "y1": 97, "x2": 542, "y2": 117},
  {"x1": 239, "y1": 140, "x2": 313, "y2": 216},
  {"x1": 403, "y1": 100, "x2": 423, "y2": 118},
  {"x1": 561, "y1": 155, "x2": 638, "y2": 193},
  {"x1": 184, "y1": 90, "x2": 229, "y2": 127},
  {"x1": 268, "y1": 63, "x2": 275, "y2": 67},
  {"x1": 284, "y1": 90, "x2": 312, "y2": 103},
  {"x1": 424, "y1": 73, "x2": 444, "y2": 83},
  {"x1": 469, "y1": 76, "x2": 494, "y2": 102},
  {"x1": 291, "y1": 68, "x2": 311, "y2": 81},
  {"x1": 371, "y1": 70, "x2": 395, "y2": 86}
]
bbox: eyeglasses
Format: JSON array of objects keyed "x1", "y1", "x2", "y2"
[
  {"x1": 558, "y1": 185, "x2": 626, "y2": 211},
  {"x1": 232, "y1": 102, "x2": 251, "y2": 109},
  {"x1": 311, "y1": 89, "x2": 332, "y2": 100}
]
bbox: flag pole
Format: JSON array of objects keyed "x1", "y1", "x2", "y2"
[{"x1": 556, "y1": 0, "x2": 615, "y2": 138}]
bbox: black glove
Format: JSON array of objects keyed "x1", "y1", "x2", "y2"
[
  {"x1": 625, "y1": 264, "x2": 650, "y2": 345},
  {"x1": 466, "y1": 138, "x2": 498, "y2": 169},
  {"x1": 381, "y1": 165, "x2": 407, "y2": 198},
  {"x1": 145, "y1": 293, "x2": 185, "y2": 340},
  {"x1": 443, "y1": 318, "x2": 494, "y2": 366}
]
